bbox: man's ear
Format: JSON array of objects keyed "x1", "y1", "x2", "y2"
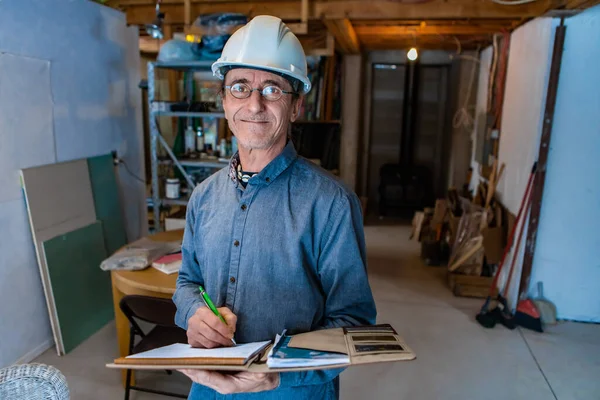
[{"x1": 290, "y1": 96, "x2": 303, "y2": 122}]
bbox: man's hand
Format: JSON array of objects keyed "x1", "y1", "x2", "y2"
[
  {"x1": 179, "y1": 370, "x2": 280, "y2": 394},
  {"x1": 187, "y1": 306, "x2": 237, "y2": 348}
]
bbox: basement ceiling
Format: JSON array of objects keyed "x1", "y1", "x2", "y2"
[{"x1": 105, "y1": 0, "x2": 599, "y2": 53}]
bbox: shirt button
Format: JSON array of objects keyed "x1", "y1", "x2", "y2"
[
  {"x1": 265, "y1": 177, "x2": 270, "y2": 182},
  {"x1": 241, "y1": 204, "x2": 247, "y2": 211},
  {"x1": 234, "y1": 240, "x2": 240, "y2": 247},
  {"x1": 230, "y1": 276, "x2": 236, "y2": 283}
]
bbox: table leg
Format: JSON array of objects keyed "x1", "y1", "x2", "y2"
[{"x1": 111, "y1": 273, "x2": 135, "y2": 387}]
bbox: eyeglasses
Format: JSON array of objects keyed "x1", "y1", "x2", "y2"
[{"x1": 224, "y1": 83, "x2": 297, "y2": 101}]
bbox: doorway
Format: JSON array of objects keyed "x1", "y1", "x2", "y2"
[{"x1": 366, "y1": 62, "x2": 450, "y2": 216}]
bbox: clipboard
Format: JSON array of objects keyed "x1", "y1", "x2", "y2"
[{"x1": 106, "y1": 324, "x2": 416, "y2": 372}]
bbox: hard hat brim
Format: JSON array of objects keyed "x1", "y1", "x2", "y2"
[{"x1": 212, "y1": 60, "x2": 312, "y2": 94}]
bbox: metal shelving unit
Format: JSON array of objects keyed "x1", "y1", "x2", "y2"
[
  {"x1": 159, "y1": 158, "x2": 229, "y2": 169},
  {"x1": 148, "y1": 61, "x2": 227, "y2": 231}
]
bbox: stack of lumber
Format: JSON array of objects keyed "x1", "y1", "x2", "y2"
[{"x1": 412, "y1": 162, "x2": 510, "y2": 298}]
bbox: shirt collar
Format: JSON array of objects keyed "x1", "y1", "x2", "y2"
[{"x1": 228, "y1": 140, "x2": 298, "y2": 189}]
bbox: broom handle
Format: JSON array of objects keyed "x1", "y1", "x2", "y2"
[
  {"x1": 488, "y1": 163, "x2": 537, "y2": 295},
  {"x1": 502, "y1": 184, "x2": 534, "y2": 297}
]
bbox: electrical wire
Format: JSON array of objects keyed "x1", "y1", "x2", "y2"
[
  {"x1": 453, "y1": 36, "x2": 462, "y2": 55},
  {"x1": 118, "y1": 159, "x2": 147, "y2": 184},
  {"x1": 491, "y1": 0, "x2": 540, "y2": 4},
  {"x1": 452, "y1": 47, "x2": 482, "y2": 131}
]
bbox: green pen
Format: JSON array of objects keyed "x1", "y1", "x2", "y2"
[{"x1": 199, "y1": 285, "x2": 237, "y2": 346}]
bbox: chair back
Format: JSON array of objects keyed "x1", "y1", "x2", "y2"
[{"x1": 119, "y1": 295, "x2": 179, "y2": 327}]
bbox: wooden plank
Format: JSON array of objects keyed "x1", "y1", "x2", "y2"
[
  {"x1": 355, "y1": 25, "x2": 510, "y2": 36},
  {"x1": 139, "y1": 36, "x2": 165, "y2": 53},
  {"x1": 323, "y1": 19, "x2": 360, "y2": 54},
  {"x1": 301, "y1": 0, "x2": 309, "y2": 23},
  {"x1": 351, "y1": 19, "x2": 519, "y2": 27},
  {"x1": 184, "y1": 0, "x2": 191, "y2": 27},
  {"x1": 565, "y1": 0, "x2": 600, "y2": 8},
  {"x1": 448, "y1": 272, "x2": 497, "y2": 298},
  {"x1": 43, "y1": 222, "x2": 112, "y2": 354},
  {"x1": 306, "y1": 33, "x2": 335, "y2": 56},
  {"x1": 122, "y1": 0, "x2": 564, "y2": 25},
  {"x1": 448, "y1": 237, "x2": 483, "y2": 272}
]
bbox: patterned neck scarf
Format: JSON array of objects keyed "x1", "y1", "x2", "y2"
[
  {"x1": 236, "y1": 163, "x2": 258, "y2": 184},
  {"x1": 229, "y1": 152, "x2": 257, "y2": 187}
]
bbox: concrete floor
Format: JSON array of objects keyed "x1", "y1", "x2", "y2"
[{"x1": 35, "y1": 224, "x2": 600, "y2": 399}]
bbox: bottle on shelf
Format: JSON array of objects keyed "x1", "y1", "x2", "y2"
[
  {"x1": 196, "y1": 125, "x2": 205, "y2": 153},
  {"x1": 185, "y1": 125, "x2": 195, "y2": 155}
]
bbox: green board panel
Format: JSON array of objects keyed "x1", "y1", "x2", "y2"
[
  {"x1": 87, "y1": 154, "x2": 127, "y2": 255},
  {"x1": 43, "y1": 222, "x2": 113, "y2": 354}
]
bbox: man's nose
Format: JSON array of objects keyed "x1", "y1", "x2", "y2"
[{"x1": 247, "y1": 89, "x2": 266, "y2": 113}]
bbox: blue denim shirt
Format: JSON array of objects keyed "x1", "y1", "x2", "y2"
[{"x1": 173, "y1": 141, "x2": 377, "y2": 400}]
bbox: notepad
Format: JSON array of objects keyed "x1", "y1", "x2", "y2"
[
  {"x1": 122, "y1": 341, "x2": 271, "y2": 366},
  {"x1": 267, "y1": 335, "x2": 349, "y2": 368},
  {"x1": 108, "y1": 324, "x2": 416, "y2": 372}
]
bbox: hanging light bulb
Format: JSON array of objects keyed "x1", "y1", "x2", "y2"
[{"x1": 407, "y1": 47, "x2": 418, "y2": 62}]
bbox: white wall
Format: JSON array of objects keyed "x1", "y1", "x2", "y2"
[
  {"x1": 529, "y1": 6, "x2": 600, "y2": 322},
  {"x1": 0, "y1": 0, "x2": 145, "y2": 366},
  {"x1": 476, "y1": 7, "x2": 600, "y2": 321}
]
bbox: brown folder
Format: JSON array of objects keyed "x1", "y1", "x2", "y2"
[{"x1": 106, "y1": 324, "x2": 416, "y2": 372}]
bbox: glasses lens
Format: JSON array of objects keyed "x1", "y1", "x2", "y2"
[
  {"x1": 262, "y1": 86, "x2": 282, "y2": 101},
  {"x1": 230, "y1": 83, "x2": 250, "y2": 99}
]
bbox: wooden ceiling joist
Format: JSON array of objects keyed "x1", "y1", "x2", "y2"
[
  {"x1": 121, "y1": 0, "x2": 564, "y2": 26},
  {"x1": 355, "y1": 25, "x2": 510, "y2": 36},
  {"x1": 362, "y1": 37, "x2": 489, "y2": 50},
  {"x1": 323, "y1": 19, "x2": 360, "y2": 54}
]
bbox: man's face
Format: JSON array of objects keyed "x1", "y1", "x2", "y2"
[{"x1": 222, "y1": 68, "x2": 302, "y2": 151}]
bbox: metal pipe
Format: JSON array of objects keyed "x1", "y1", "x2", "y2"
[
  {"x1": 156, "y1": 132, "x2": 196, "y2": 190},
  {"x1": 148, "y1": 62, "x2": 161, "y2": 232}
]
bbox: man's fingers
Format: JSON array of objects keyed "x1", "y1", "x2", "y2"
[
  {"x1": 199, "y1": 320, "x2": 234, "y2": 347},
  {"x1": 187, "y1": 327, "x2": 224, "y2": 349},
  {"x1": 217, "y1": 307, "x2": 238, "y2": 332},
  {"x1": 199, "y1": 308, "x2": 234, "y2": 339},
  {"x1": 235, "y1": 372, "x2": 267, "y2": 381},
  {"x1": 195, "y1": 334, "x2": 222, "y2": 349},
  {"x1": 179, "y1": 369, "x2": 234, "y2": 394}
]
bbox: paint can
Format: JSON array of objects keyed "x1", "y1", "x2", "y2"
[{"x1": 165, "y1": 178, "x2": 180, "y2": 199}]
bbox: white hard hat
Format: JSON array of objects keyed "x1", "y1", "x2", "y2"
[{"x1": 211, "y1": 15, "x2": 311, "y2": 94}]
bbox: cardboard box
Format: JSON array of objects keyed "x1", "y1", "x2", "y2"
[{"x1": 482, "y1": 226, "x2": 505, "y2": 265}]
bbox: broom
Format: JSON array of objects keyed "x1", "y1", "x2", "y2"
[
  {"x1": 513, "y1": 166, "x2": 544, "y2": 333},
  {"x1": 476, "y1": 163, "x2": 536, "y2": 329},
  {"x1": 490, "y1": 192, "x2": 531, "y2": 330}
]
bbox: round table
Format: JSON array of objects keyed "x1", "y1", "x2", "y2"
[{"x1": 110, "y1": 229, "x2": 184, "y2": 386}]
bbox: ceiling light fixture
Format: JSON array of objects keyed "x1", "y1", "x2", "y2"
[
  {"x1": 145, "y1": 0, "x2": 165, "y2": 40},
  {"x1": 407, "y1": 47, "x2": 419, "y2": 61}
]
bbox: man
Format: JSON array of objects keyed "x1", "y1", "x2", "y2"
[{"x1": 173, "y1": 15, "x2": 377, "y2": 399}]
